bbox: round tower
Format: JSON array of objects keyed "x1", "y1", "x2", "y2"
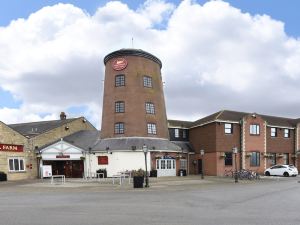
[{"x1": 101, "y1": 49, "x2": 169, "y2": 139}]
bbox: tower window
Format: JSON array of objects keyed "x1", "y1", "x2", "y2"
[
  {"x1": 114, "y1": 122, "x2": 124, "y2": 134},
  {"x1": 143, "y1": 76, "x2": 152, "y2": 88},
  {"x1": 115, "y1": 74, "x2": 125, "y2": 87},
  {"x1": 145, "y1": 102, "x2": 155, "y2": 114},
  {"x1": 115, "y1": 101, "x2": 125, "y2": 113},
  {"x1": 147, "y1": 123, "x2": 157, "y2": 135}
]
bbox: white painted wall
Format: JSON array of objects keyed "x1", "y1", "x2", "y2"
[{"x1": 88, "y1": 151, "x2": 150, "y2": 177}]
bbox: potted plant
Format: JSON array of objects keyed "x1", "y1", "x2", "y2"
[
  {"x1": 96, "y1": 168, "x2": 107, "y2": 178},
  {"x1": 132, "y1": 168, "x2": 145, "y2": 188}
]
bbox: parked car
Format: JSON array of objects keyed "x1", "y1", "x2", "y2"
[{"x1": 264, "y1": 164, "x2": 298, "y2": 177}]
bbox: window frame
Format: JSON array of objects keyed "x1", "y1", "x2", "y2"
[
  {"x1": 180, "y1": 159, "x2": 187, "y2": 169},
  {"x1": 250, "y1": 124, "x2": 260, "y2": 135},
  {"x1": 147, "y1": 123, "x2": 157, "y2": 135},
  {"x1": 8, "y1": 158, "x2": 25, "y2": 172},
  {"x1": 174, "y1": 128, "x2": 179, "y2": 138},
  {"x1": 145, "y1": 102, "x2": 155, "y2": 114},
  {"x1": 268, "y1": 153, "x2": 276, "y2": 166},
  {"x1": 115, "y1": 74, "x2": 125, "y2": 87},
  {"x1": 115, "y1": 101, "x2": 125, "y2": 113},
  {"x1": 182, "y1": 130, "x2": 187, "y2": 139},
  {"x1": 224, "y1": 152, "x2": 233, "y2": 166},
  {"x1": 283, "y1": 153, "x2": 289, "y2": 165},
  {"x1": 114, "y1": 122, "x2": 124, "y2": 134},
  {"x1": 224, "y1": 123, "x2": 233, "y2": 134},
  {"x1": 270, "y1": 127, "x2": 277, "y2": 137},
  {"x1": 250, "y1": 152, "x2": 260, "y2": 167},
  {"x1": 143, "y1": 76, "x2": 153, "y2": 88},
  {"x1": 284, "y1": 129, "x2": 290, "y2": 138}
]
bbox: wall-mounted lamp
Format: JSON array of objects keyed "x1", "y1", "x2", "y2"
[{"x1": 65, "y1": 126, "x2": 69, "y2": 131}]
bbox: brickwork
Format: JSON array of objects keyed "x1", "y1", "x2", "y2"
[
  {"x1": 101, "y1": 50, "x2": 169, "y2": 139},
  {"x1": 0, "y1": 121, "x2": 36, "y2": 180},
  {"x1": 30, "y1": 117, "x2": 95, "y2": 149},
  {"x1": 189, "y1": 123, "x2": 217, "y2": 153},
  {"x1": 216, "y1": 123, "x2": 241, "y2": 152}
]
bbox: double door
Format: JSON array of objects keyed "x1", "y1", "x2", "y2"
[{"x1": 156, "y1": 159, "x2": 176, "y2": 177}]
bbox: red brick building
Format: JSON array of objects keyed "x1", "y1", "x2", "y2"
[{"x1": 169, "y1": 110, "x2": 300, "y2": 176}]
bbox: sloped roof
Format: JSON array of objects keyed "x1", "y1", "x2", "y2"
[
  {"x1": 168, "y1": 120, "x2": 193, "y2": 128},
  {"x1": 63, "y1": 130, "x2": 100, "y2": 150},
  {"x1": 190, "y1": 110, "x2": 297, "y2": 128},
  {"x1": 92, "y1": 137, "x2": 183, "y2": 152},
  {"x1": 8, "y1": 118, "x2": 78, "y2": 137}
]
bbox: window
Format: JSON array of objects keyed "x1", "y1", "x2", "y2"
[
  {"x1": 268, "y1": 153, "x2": 276, "y2": 166},
  {"x1": 115, "y1": 74, "x2": 125, "y2": 87},
  {"x1": 250, "y1": 152, "x2": 260, "y2": 166},
  {"x1": 250, "y1": 124, "x2": 260, "y2": 135},
  {"x1": 147, "y1": 123, "x2": 157, "y2": 134},
  {"x1": 225, "y1": 123, "x2": 233, "y2": 134},
  {"x1": 145, "y1": 102, "x2": 155, "y2": 114},
  {"x1": 8, "y1": 158, "x2": 25, "y2": 172},
  {"x1": 183, "y1": 130, "x2": 187, "y2": 139},
  {"x1": 284, "y1": 129, "x2": 290, "y2": 138},
  {"x1": 283, "y1": 153, "x2": 289, "y2": 165},
  {"x1": 143, "y1": 76, "x2": 152, "y2": 88},
  {"x1": 98, "y1": 156, "x2": 108, "y2": 165},
  {"x1": 167, "y1": 160, "x2": 171, "y2": 169},
  {"x1": 115, "y1": 101, "x2": 125, "y2": 113},
  {"x1": 271, "y1": 127, "x2": 277, "y2": 137},
  {"x1": 180, "y1": 159, "x2": 187, "y2": 169},
  {"x1": 224, "y1": 152, "x2": 233, "y2": 166},
  {"x1": 161, "y1": 160, "x2": 165, "y2": 169},
  {"x1": 114, "y1": 122, "x2": 124, "y2": 134},
  {"x1": 174, "y1": 129, "x2": 179, "y2": 138}
]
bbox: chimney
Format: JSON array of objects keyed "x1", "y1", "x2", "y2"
[{"x1": 60, "y1": 112, "x2": 67, "y2": 120}]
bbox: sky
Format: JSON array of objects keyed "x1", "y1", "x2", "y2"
[{"x1": 0, "y1": 0, "x2": 300, "y2": 129}]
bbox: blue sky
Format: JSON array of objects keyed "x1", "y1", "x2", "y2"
[
  {"x1": 1, "y1": 0, "x2": 299, "y2": 36},
  {"x1": 0, "y1": 0, "x2": 300, "y2": 126}
]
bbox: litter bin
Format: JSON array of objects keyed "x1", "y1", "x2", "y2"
[
  {"x1": 178, "y1": 169, "x2": 187, "y2": 176},
  {"x1": 0, "y1": 172, "x2": 7, "y2": 181}
]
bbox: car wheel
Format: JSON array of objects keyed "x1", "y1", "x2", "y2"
[
  {"x1": 283, "y1": 172, "x2": 289, "y2": 177},
  {"x1": 265, "y1": 171, "x2": 270, "y2": 176}
]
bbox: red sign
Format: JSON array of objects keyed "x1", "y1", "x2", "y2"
[
  {"x1": 0, "y1": 144, "x2": 23, "y2": 152},
  {"x1": 112, "y1": 58, "x2": 127, "y2": 71},
  {"x1": 56, "y1": 155, "x2": 70, "y2": 159},
  {"x1": 98, "y1": 156, "x2": 108, "y2": 165}
]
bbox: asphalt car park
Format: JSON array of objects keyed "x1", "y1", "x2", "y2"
[{"x1": 0, "y1": 176, "x2": 299, "y2": 225}]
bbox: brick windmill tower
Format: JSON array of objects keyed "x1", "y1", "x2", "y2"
[{"x1": 101, "y1": 49, "x2": 169, "y2": 139}]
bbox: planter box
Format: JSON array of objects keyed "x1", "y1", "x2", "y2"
[
  {"x1": 0, "y1": 172, "x2": 7, "y2": 182},
  {"x1": 133, "y1": 176, "x2": 144, "y2": 188}
]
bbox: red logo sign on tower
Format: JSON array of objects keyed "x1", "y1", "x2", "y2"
[{"x1": 112, "y1": 58, "x2": 128, "y2": 71}]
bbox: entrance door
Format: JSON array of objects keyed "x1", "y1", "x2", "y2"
[
  {"x1": 198, "y1": 159, "x2": 203, "y2": 174},
  {"x1": 43, "y1": 160, "x2": 84, "y2": 178},
  {"x1": 156, "y1": 159, "x2": 176, "y2": 177}
]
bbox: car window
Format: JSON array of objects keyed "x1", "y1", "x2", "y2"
[{"x1": 271, "y1": 165, "x2": 280, "y2": 169}]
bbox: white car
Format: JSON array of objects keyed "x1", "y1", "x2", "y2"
[{"x1": 264, "y1": 164, "x2": 298, "y2": 177}]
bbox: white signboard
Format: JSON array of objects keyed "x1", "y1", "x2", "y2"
[{"x1": 42, "y1": 165, "x2": 52, "y2": 178}]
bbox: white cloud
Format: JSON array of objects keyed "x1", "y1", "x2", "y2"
[{"x1": 0, "y1": 0, "x2": 300, "y2": 127}]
